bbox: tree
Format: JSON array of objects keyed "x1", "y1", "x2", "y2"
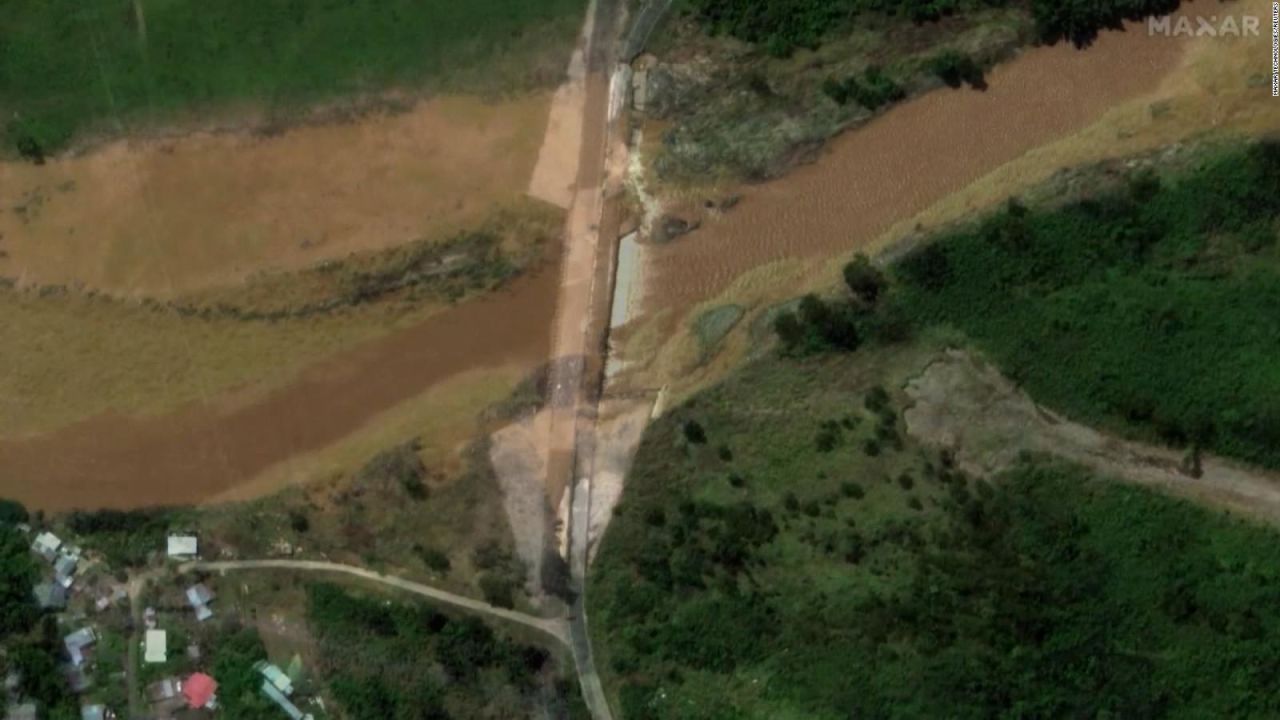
[
  {"x1": 683, "y1": 420, "x2": 708, "y2": 445},
  {"x1": 843, "y1": 254, "x2": 887, "y2": 305},
  {"x1": 0, "y1": 526, "x2": 38, "y2": 639},
  {"x1": 927, "y1": 50, "x2": 986, "y2": 89}
]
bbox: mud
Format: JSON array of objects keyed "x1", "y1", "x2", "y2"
[
  {"x1": 904, "y1": 350, "x2": 1280, "y2": 524},
  {"x1": 640, "y1": 20, "x2": 1190, "y2": 313},
  {"x1": 0, "y1": 94, "x2": 551, "y2": 298},
  {"x1": 0, "y1": 254, "x2": 561, "y2": 512}
]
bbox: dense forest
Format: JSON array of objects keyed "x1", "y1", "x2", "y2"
[
  {"x1": 692, "y1": 0, "x2": 1182, "y2": 54},
  {"x1": 896, "y1": 141, "x2": 1280, "y2": 469}
]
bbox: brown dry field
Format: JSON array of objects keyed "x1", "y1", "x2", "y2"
[{"x1": 0, "y1": 94, "x2": 552, "y2": 298}]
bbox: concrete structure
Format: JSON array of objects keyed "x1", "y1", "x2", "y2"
[
  {"x1": 185, "y1": 584, "x2": 214, "y2": 622},
  {"x1": 144, "y1": 630, "x2": 167, "y2": 664},
  {"x1": 64, "y1": 627, "x2": 97, "y2": 667},
  {"x1": 55, "y1": 554, "x2": 78, "y2": 588},
  {"x1": 34, "y1": 581, "x2": 68, "y2": 610},
  {"x1": 167, "y1": 535, "x2": 198, "y2": 559},
  {"x1": 255, "y1": 662, "x2": 293, "y2": 696},
  {"x1": 31, "y1": 532, "x2": 61, "y2": 562},
  {"x1": 80, "y1": 704, "x2": 107, "y2": 720},
  {"x1": 261, "y1": 681, "x2": 312, "y2": 720}
]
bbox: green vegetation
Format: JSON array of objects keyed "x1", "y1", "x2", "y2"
[
  {"x1": 0, "y1": 522, "x2": 39, "y2": 639},
  {"x1": 895, "y1": 141, "x2": 1280, "y2": 468},
  {"x1": 209, "y1": 627, "x2": 278, "y2": 719},
  {"x1": 692, "y1": 0, "x2": 1181, "y2": 55},
  {"x1": 0, "y1": 0, "x2": 585, "y2": 156},
  {"x1": 357, "y1": 441, "x2": 431, "y2": 501},
  {"x1": 694, "y1": 0, "x2": 1002, "y2": 56},
  {"x1": 926, "y1": 49, "x2": 987, "y2": 88},
  {"x1": 593, "y1": 340, "x2": 1280, "y2": 718},
  {"x1": 307, "y1": 582, "x2": 582, "y2": 719},
  {"x1": 821, "y1": 66, "x2": 904, "y2": 110},
  {"x1": 65, "y1": 508, "x2": 185, "y2": 567},
  {"x1": 772, "y1": 253, "x2": 906, "y2": 355}
]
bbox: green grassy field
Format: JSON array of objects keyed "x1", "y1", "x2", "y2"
[
  {"x1": 894, "y1": 140, "x2": 1280, "y2": 469},
  {"x1": 591, "y1": 344, "x2": 1280, "y2": 719},
  {"x1": 0, "y1": 0, "x2": 585, "y2": 156}
]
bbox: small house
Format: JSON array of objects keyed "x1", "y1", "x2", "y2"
[
  {"x1": 64, "y1": 627, "x2": 97, "y2": 667},
  {"x1": 167, "y1": 535, "x2": 198, "y2": 559},
  {"x1": 55, "y1": 554, "x2": 78, "y2": 588},
  {"x1": 261, "y1": 681, "x2": 313, "y2": 720},
  {"x1": 34, "y1": 581, "x2": 68, "y2": 610},
  {"x1": 4, "y1": 703, "x2": 37, "y2": 720},
  {"x1": 185, "y1": 584, "x2": 215, "y2": 622},
  {"x1": 255, "y1": 661, "x2": 293, "y2": 696},
  {"x1": 31, "y1": 532, "x2": 62, "y2": 562},
  {"x1": 80, "y1": 704, "x2": 109, "y2": 720},
  {"x1": 144, "y1": 630, "x2": 167, "y2": 664},
  {"x1": 183, "y1": 673, "x2": 218, "y2": 709},
  {"x1": 64, "y1": 665, "x2": 92, "y2": 694}
]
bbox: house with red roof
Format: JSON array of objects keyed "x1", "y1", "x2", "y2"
[{"x1": 183, "y1": 673, "x2": 217, "y2": 709}]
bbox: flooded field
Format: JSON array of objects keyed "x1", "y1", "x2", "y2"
[
  {"x1": 0, "y1": 94, "x2": 550, "y2": 297},
  {"x1": 639, "y1": 21, "x2": 1191, "y2": 313},
  {"x1": 0, "y1": 253, "x2": 560, "y2": 511}
]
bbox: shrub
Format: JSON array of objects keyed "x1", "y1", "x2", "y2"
[
  {"x1": 843, "y1": 254, "x2": 887, "y2": 305},
  {"x1": 683, "y1": 420, "x2": 708, "y2": 445},
  {"x1": 841, "y1": 482, "x2": 866, "y2": 500},
  {"x1": 358, "y1": 441, "x2": 429, "y2": 500},
  {"x1": 927, "y1": 50, "x2": 986, "y2": 88}
]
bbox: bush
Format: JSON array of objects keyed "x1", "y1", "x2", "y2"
[
  {"x1": 0, "y1": 499, "x2": 28, "y2": 525},
  {"x1": 927, "y1": 50, "x2": 986, "y2": 88},
  {"x1": 824, "y1": 67, "x2": 905, "y2": 110},
  {"x1": 357, "y1": 441, "x2": 429, "y2": 500},
  {"x1": 841, "y1": 482, "x2": 865, "y2": 500},
  {"x1": 683, "y1": 420, "x2": 708, "y2": 445},
  {"x1": 843, "y1": 254, "x2": 887, "y2": 305},
  {"x1": 480, "y1": 573, "x2": 518, "y2": 609},
  {"x1": 415, "y1": 545, "x2": 452, "y2": 574}
]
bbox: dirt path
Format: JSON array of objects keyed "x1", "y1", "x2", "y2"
[
  {"x1": 187, "y1": 560, "x2": 570, "y2": 643},
  {"x1": 904, "y1": 350, "x2": 1280, "y2": 523}
]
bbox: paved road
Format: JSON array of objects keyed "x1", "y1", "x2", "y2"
[
  {"x1": 185, "y1": 560, "x2": 570, "y2": 645},
  {"x1": 550, "y1": 0, "x2": 626, "y2": 716}
]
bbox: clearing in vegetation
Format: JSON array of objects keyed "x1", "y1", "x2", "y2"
[
  {"x1": 894, "y1": 140, "x2": 1280, "y2": 469},
  {"x1": 0, "y1": 0, "x2": 586, "y2": 157},
  {"x1": 591, "y1": 343, "x2": 1280, "y2": 719}
]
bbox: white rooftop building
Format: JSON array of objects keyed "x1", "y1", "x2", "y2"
[
  {"x1": 31, "y1": 532, "x2": 62, "y2": 562},
  {"x1": 144, "y1": 630, "x2": 167, "y2": 664},
  {"x1": 166, "y1": 535, "x2": 198, "y2": 559}
]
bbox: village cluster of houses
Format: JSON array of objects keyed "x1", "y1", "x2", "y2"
[{"x1": 4, "y1": 530, "x2": 321, "y2": 720}]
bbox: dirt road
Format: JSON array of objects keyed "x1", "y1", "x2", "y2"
[
  {"x1": 904, "y1": 350, "x2": 1280, "y2": 523},
  {"x1": 187, "y1": 560, "x2": 570, "y2": 644}
]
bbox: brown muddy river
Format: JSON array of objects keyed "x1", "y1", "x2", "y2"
[
  {"x1": 641, "y1": 21, "x2": 1190, "y2": 312},
  {"x1": 0, "y1": 257, "x2": 559, "y2": 511}
]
